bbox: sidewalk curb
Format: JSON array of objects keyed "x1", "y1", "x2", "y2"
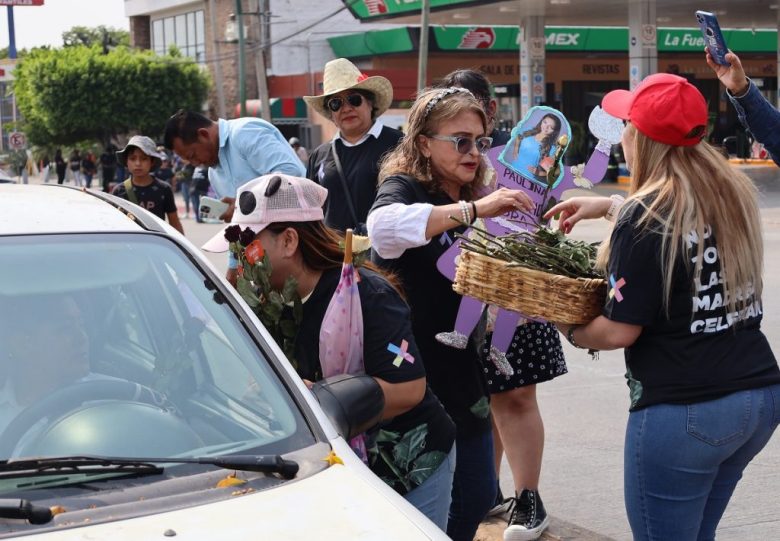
[{"x1": 476, "y1": 515, "x2": 616, "y2": 541}]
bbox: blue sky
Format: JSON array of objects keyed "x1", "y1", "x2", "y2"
[{"x1": 0, "y1": 0, "x2": 128, "y2": 51}]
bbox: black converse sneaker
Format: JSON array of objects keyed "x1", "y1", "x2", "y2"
[
  {"x1": 503, "y1": 489, "x2": 550, "y2": 541},
  {"x1": 487, "y1": 486, "x2": 514, "y2": 518}
]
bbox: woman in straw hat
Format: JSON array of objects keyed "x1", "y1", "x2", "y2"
[
  {"x1": 545, "y1": 73, "x2": 780, "y2": 540},
  {"x1": 304, "y1": 58, "x2": 403, "y2": 234},
  {"x1": 368, "y1": 87, "x2": 534, "y2": 541}
]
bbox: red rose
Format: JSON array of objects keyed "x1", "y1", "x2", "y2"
[{"x1": 245, "y1": 240, "x2": 265, "y2": 265}]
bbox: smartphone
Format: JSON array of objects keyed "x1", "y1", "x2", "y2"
[
  {"x1": 696, "y1": 10, "x2": 730, "y2": 66},
  {"x1": 199, "y1": 196, "x2": 229, "y2": 223}
]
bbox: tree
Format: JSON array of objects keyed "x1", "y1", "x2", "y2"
[
  {"x1": 62, "y1": 26, "x2": 130, "y2": 50},
  {"x1": 13, "y1": 45, "x2": 210, "y2": 147}
]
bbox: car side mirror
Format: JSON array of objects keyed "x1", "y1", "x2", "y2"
[{"x1": 311, "y1": 374, "x2": 384, "y2": 440}]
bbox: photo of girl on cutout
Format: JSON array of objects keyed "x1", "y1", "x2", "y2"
[{"x1": 499, "y1": 108, "x2": 569, "y2": 188}]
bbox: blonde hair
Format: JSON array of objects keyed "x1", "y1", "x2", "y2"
[
  {"x1": 598, "y1": 123, "x2": 763, "y2": 314},
  {"x1": 379, "y1": 87, "x2": 488, "y2": 201}
]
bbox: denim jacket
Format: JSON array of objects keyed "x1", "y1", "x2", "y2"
[{"x1": 728, "y1": 80, "x2": 780, "y2": 166}]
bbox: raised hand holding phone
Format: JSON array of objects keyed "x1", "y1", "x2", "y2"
[{"x1": 696, "y1": 10, "x2": 730, "y2": 66}]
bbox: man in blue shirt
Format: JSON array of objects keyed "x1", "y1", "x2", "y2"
[
  {"x1": 706, "y1": 49, "x2": 780, "y2": 166},
  {"x1": 164, "y1": 110, "x2": 305, "y2": 284}
]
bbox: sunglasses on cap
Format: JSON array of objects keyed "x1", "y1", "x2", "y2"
[
  {"x1": 428, "y1": 134, "x2": 493, "y2": 155},
  {"x1": 326, "y1": 93, "x2": 364, "y2": 112}
]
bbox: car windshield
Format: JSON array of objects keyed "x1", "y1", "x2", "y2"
[{"x1": 0, "y1": 233, "x2": 314, "y2": 464}]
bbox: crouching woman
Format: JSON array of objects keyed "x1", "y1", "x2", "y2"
[{"x1": 203, "y1": 174, "x2": 456, "y2": 530}]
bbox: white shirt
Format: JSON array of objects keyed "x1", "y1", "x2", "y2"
[
  {"x1": 335, "y1": 121, "x2": 384, "y2": 148},
  {"x1": 367, "y1": 202, "x2": 434, "y2": 260}
]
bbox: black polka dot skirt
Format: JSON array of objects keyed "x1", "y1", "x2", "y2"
[{"x1": 481, "y1": 322, "x2": 567, "y2": 394}]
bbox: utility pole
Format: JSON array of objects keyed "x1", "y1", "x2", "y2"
[
  {"x1": 208, "y1": 0, "x2": 227, "y2": 118},
  {"x1": 235, "y1": 0, "x2": 247, "y2": 117},
  {"x1": 416, "y1": 0, "x2": 430, "y2": 91},
  {"x1": 7, "y1": 6, "x2": 17, "y2": 59},
  {"x1": 255, "y1": 0, "x2": 271, "y2": 121}
]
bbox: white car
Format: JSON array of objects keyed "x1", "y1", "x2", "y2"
[{"x1": 0, "y1": 185, "x2": 448, "y2": 541}]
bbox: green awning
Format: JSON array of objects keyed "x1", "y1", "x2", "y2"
[{"x1": 328, "y1": 25, "x2": 778, "y2": 57}]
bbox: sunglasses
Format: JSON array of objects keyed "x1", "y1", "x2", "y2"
[
  {"x1": 428, "y1": 134, "x2": 493, "y2": 155},
  {"x1": 326, "y1": 93, "x2": 364, "y2": 112}
]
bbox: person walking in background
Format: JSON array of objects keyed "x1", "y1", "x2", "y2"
[
  {"x1": 163, "y1": 109, "x2": 305, "y2": 285},
  {"x1": 440, "y1": 69, "x2": 565, "y2": 541},
  {"x1": 304, "y1": 58, "x2": 402, "y2": 234},
  {"x1": 68, "y1": 150, "x2": 82, "y2": 186},
  {"x1": 81, "y1": 151, "x2": 96, "y2": 189},
  {"x1": 40, "y1": 155, "x2": 51, "y2": 183},
  {"x1": 705, "y1": 48, "x2": 780, "y2": 165},
  {"x1": 545, "y1": 73, "x2": 780, "y2": 541},
  {"x1": 54, "y1": 149, "x2": 67, "y2": 185},
  {"x1": 368, "y1": 87, "x2": 534, "y2": 541},
  {"x1": 112, "y1": 135, "x2": 183, "y2": 235},
  {"x1": 100, "y1": 144, "x2": 118, "y2": 193},
  {"x1": 288, "y1": 137, "x2": 308, "y2": 163}
]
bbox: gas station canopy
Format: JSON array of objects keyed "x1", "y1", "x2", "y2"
[{"x1": 344, "y1": 0, "x2": 778, "y2": 30}]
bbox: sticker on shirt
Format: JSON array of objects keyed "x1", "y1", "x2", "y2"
[
  {"x1": 388, "y1": 339, "x2": 415, "y2": 367},
  {"x1": 608, "y1": 274, "x2": 626, "y2": 302},
  {"x1": 317, "y1": 161, "x2": 325, "y2": 183}
]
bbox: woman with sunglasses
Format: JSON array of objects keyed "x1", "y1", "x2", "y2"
[
  {"x1": 303, "y1": 58, "x2": 403, "y2": 234},
  {"x1": 368, "y1": 87, "x2": 534, "y2": 541}
]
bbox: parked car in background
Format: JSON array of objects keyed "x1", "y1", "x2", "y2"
[{"x1": 0, "y1": 184, "x2": 447, "y2": 540}]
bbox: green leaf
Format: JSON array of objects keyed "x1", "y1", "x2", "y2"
[
  {"x1": 282, "y1": 276, "x2": 298, "y2": 301},
  {"x1": 376, "y1": 429, "x2": 401, "y2": 444},
  {"x1": 236, "y1": 276, "x2": 260, "y2": 308},
  {"x1": 469, "y1": 396, "x2": 491, "y2": 419},
  {"x1": 391, "y1": 423, "x2": 429, "y2": 471},
  {"x1": 408, "y1": 451, "x2": 447, "y2": 486}
]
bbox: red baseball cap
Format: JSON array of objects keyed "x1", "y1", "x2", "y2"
[{"x1": 602, "y1": 73, "x2": 708, "y2": 147}]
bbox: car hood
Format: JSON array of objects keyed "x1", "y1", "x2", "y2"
[{"x1": 18, "y1": 464, "x2": 447, "y2": 541}]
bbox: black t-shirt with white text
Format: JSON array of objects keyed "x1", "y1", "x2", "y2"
[
  {"x1": 295, "y1": 267, "x2": 455, "y2": 495},
  {"x1": 112, "y1": 179, "x2": 177, "y2": 221},
  {"x1": 370, "y1": 175, "x2": 492, "y2": 438},
  {"x1": 603, "y1": 202, "x2": 779, "y2": 410}
]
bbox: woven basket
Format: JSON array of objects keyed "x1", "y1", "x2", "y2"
[{"x1": 453, "y1": 250, "x2": 607, "y2": 325}]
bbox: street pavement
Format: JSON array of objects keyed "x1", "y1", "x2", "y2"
[{"x1": 24, "y1": 174, "x2": 780, "y2": 540}]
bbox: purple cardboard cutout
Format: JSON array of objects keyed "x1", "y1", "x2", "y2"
[{"x1": 435, "y1": 105, "x2": 624, "y2": 371}]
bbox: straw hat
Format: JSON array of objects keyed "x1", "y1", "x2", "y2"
[{"x1": 303, "y1": 58, "x2": 393, "y2": 119}]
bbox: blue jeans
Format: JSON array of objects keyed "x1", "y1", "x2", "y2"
[
  {"x1": 404, "y1": 445, "x2": 455, "y2": 532},
  {"x1": 625, "y1": 384, "x2": 780, "y2": 541},
  {"x1": 447, "y1": 428, "x2": 497, "y2": 541}
]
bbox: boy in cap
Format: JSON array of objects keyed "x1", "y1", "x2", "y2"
[{"x1": 112, "y1": 135, "x2": 184, "y2": 234}]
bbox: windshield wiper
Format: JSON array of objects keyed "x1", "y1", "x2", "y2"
[{"x1": 0, "y1": 454, "x2": 299, "y2": 480}]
